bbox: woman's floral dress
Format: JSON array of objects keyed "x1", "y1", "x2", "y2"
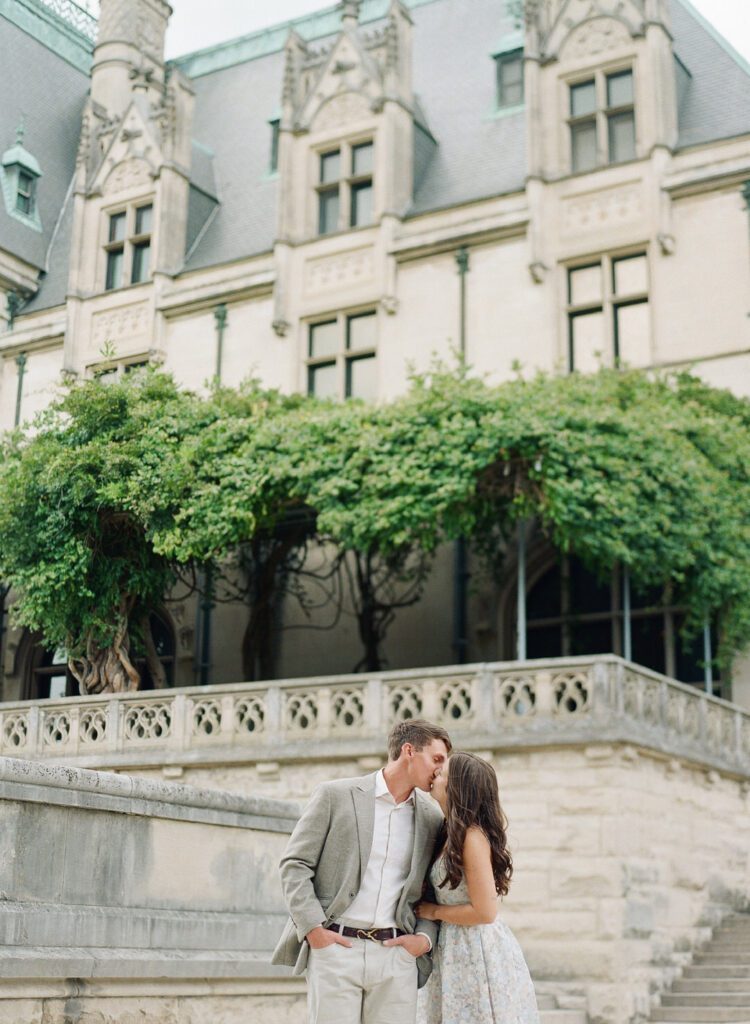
[{"x1": 416, "y1": 854, "x2": 540, "y2": 1024}]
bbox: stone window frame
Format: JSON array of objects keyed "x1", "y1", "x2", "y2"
[
  {"x1": 102, "y1": 199, "x2": 154, "y2": 292},
  {"x1": 85, "y1": 356, "x2": 151, "y2": 381},
  {"x1": 305, "y1": 308, "x2": 378, "y2": 401},
  {"x1": 565, "y1": 248, "x2": 650, "y2": 373},
  {"x1": 566, "y1": 62, "x2": 637, "y2": 174},
  {"x1": 314, "y1": 136, "x2": 375, "y2": 237}
]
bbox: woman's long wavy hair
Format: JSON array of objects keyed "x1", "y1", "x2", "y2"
[{"x1": 436, "y1": 751, "x2": 513, "y2": 897}]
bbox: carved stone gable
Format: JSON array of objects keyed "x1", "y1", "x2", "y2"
[
  {"x1": 296, "y1": 31, "x2": 384, "y2": 133},
  {"x1": 90, "y1": 99, "x2": 161, "y2": 197},
  {"x1": 530, "y1": 0, "x2": 645, "y2": 61}
]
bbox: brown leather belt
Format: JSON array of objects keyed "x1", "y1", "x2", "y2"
[{"x1": 325, "y1": 923, "x2": 406, "y2": 942}]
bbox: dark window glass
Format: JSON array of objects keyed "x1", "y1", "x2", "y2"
[
  {"x1": 350, "y1": 181, "x2": 373, "y2": 227},
  {"x1": 527, "y1": 563, "x2": 561, "y2": 620},
  {"x1": 352, "y1": 142, "x2": 374, "y2": 176},
  {"x1": 607, "y1": 70, "x2": 633, "y2": 108},
  {"x1": 105, "y1": 248, "x2": 123, "y2": 290},
  {"x1": 608, "y1": 110, "x2": 636, "y2": 163},
  {"x1": 526, "y1": 625, "x2": 561, "y2": 659},
  {"x1": 318, "y1": 187, "x2": 339, "y2": 235},
  {"x1": 16, "y1": 171, "x2": 34, "y2": 214},
  {"x1": 570, "y1": 619, "x2": 613, "y2": 657},
  {"x1": 309, "y1": 320, "x2": 338, "y2": 358},
  {"x1": 320, "y1": 150, "x2": 341, "y2": 184},
  {"x1": 269, "y1": 119, "x2": 280, "y2": 173},
  {"x1": 570, "y1": 79, "x2": 596, "y2": 117},
  {"x1": 496, "y1": 51, "x2": 524, "y2": 108},
  {"x1": 570, "y1": 560, "x2": 610, "y2": 615},
  {"x1": 346, "y1": 353, "x2": 377, "y2": 401},
  {"x1": 308, "y1": 361, "x2": 338, "y2": 398},
  {"x1": 131, "y1": 241, "x2": 151, "y2": 283},
  {"x1": 347, "y1": 312, "x2": 376, "y2": 351},
  {"x1": 571, "y1": 120, "x2": 597, "y2": 172},
  {"x1": 631, "y1": 613, "x2": 666, "y2": 676},
  {"x1": 135, "y1": 204, "x2": 153, "y2": 235},
  {"x1": 109, "y1": 212, "x2": 126, "y2": 243}
]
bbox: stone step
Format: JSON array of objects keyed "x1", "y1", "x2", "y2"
[
  {"x1": 687, "y1": 967, "x2": 750, "y2": 979},
  {"x1": 662, "y1": 995, "x2": 750, "y2": 1008},
  {"x1": 539, "y1": 1012, "x2": 587, "y2": 1024},
  {"x1": 696, "y1": 954, "x2": 750, "y2": 964},
  {"x1": 652, "y1": 1008, "x2": 750, "y2": 1022},
  {"x1": 676, "y1": 981, "x2": 750, "y2": 994},
  {"x1": 710, "y1": 943, "x2": 750, "y2": 951}
]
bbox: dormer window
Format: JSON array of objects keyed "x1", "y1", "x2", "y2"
[
  {"x1": 316, "y1": 140, "x2": 374, "y2": 235},
  {"x1": 103, "y1": 202, "x2": 153, "y2": 291},
  {"x1": 569, "y1": 68, "x2": 636, "y2": 173},
  {"x1": 269, "y1": 118, "x2": 280, "y2": 174},
  {"x1": 495, "y1": 50, "x2": 524, "y2": 109},
  {"x1": 1, "y1": 123, "x2": 42, "y2": 230}
]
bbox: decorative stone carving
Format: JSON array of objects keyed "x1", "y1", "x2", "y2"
[
  {"x1": 102, "y1": 157, "x2": 154, "y2": 196},
  {"x1": 304, "y1": 247, "x2": 375, "y2": 295},
  {"x1": 91, "y1": 302, "x2": 150, "y2": 351},
  {"x1": 272, "y1": 319, "x2": 291, "y2": 337},
  {"x1": 311, "y1": 91, "x2": 372, "y2": 133},
  {"x1": 561, "y1": 183, "x2": 643, "y2": 237},
  {"x1": 379, "y1": 295, "x2": 399, "y2": 315},
  {"x1": 528, "y1": 261, "x2": 547, "y2": 284},
  {"x1": 560, "y1": 16, "x2": 632, "y2": 60}
]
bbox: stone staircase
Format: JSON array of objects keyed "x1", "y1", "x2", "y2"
[
  {"x1": 652, "y1": 913, "x2": 750, "y2": 1023},
  {"x1": 537, "y1": 994, "x2": 587, "y2": 1024}
]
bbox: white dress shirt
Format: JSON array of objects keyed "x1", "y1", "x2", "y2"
[{"x1": 346, "y1": 769, "x2": 416, "y2": 927}]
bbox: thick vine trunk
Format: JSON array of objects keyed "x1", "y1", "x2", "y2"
[{"x1": 68, "y1": 599, "x2": 141, "y2": 694}]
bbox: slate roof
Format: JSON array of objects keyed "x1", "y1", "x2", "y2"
[{"x1": 3, "y1": 0, "x2": 750, "y2": 312}]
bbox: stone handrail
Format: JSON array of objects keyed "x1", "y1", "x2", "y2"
[{"x1": 0, "y1": 656, "x2": 748, "y2": 776}]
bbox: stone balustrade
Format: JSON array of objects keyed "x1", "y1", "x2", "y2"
[{"x1": 1, "y1": 655, "x2": 748, "y2": 776}]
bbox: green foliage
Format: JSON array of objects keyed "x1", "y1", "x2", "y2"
[{"x1": 1, "y1": 362, "x2": 749, "y2": 678}]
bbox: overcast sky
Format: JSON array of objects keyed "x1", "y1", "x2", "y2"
[{"x1": 161, "y1": 0, "x2": 750, "y2": 63}]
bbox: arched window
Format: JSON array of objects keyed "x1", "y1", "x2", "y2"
[{"x1": 512, "y1": 554, "x2": 720, "y2": 692}]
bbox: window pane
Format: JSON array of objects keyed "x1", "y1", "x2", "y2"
[
  {"x1": 346, "y1": 354, "x2": 377, "y2": 401},
  {"x1": 608, "y1": 110, "x2": 635, "y2": 163},
  {"x1": 631, "y1": 613, "x2": 666, "y2": 675},
  {"x1": 613, "y1": 254, "x2": 648, "y2": 296},
  {"x1": 527, "y1": 625, "x2": 561, "y2": 659},
  {"x1": 615, "y1": 301, "x2": 650, "y2": 367},
  {"x1": 124, "y1": 361, "x2": 148, "y2": 375},
  {"x1": 570, "y1": 558, "x2": 610, "y2": 615},
  {"x1": 320, "y1": 150, "x2": 341, "y2": 184},
  {"x1": 105, "y1": 248, "x2": 123, "y2": 290},
  {"x1": 570, "y1": 619, "x2": 613, "y2": 656},
  {"x1": 309, "y1": 320, "x2": 339, "y2": 358},
  {"x1": 48, "y1": 674, "x2": 67, "y2": 700},
  {"x1": 527, "y1": 562, "x2": 561, "y2": 620},
  {"x1": 132, "y1": 241, "x2": 151, "y2": 283},
  {"x1": 109, "y1": 212, "x2": 126, "y2": 243},
  {"x1": 270, "y1": 119, "x2": 280, "y2": 172},
  {"x1": 571, "y1": 120, "x2": 597, "y2": 172},
  {"x1": 607, "y1": 70, "x2": 633, "y2": 108},
  {"x1": 308, "y1": 361, "x2": 338, "y2": 399},
  {"x1": 498, "y1": 53, "x2": 524, "y2": 107},
  {"x1": 570, "y1": 79, "x2": 596, "y2": 117},
  {"x1": 15, "y1": 190, "x2": 31, "y2": 214},
  {"x1": 570, "y1": 310, "x2": 607, "y2": 372},
  {"x1": 350, "y1": 181, "x2": 373, "y2": 227},
  {"x1": 568, "y1": 263, "x2": 602, "y2": 305},
  {"x1": 674, "y1": 615, "x2": 719, "y2": 686},
  {"x1": 135, "y1": 204, "x2": 153, "y2": 235},
  {"x1": 347, "y1": 312, "x2": 376, "y2": 350},
  {"x1": 352, "y1": 142, "x2": 373, "y2": 176},
  {"x1": 318, "y1": 187, "x2": 339, "y2": 234}
]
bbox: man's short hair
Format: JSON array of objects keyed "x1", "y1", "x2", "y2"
[{"x1": 387, "y1": 719, "x2": 452, "y2": 761}]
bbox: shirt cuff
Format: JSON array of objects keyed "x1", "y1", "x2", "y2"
[{"x1": 415, "y1": 930, "x2": 432, "y2": 953}]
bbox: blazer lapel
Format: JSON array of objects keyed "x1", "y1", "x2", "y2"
[{"x1": 351, "y1": 772, "x2": 377, "y2": 878}]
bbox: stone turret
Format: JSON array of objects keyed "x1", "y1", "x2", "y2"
[{"x1": 90, "y1": 0, "x2": 173, "y2": 117}]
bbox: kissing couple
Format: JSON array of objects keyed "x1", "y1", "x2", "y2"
[{"x1": 272, "y1": 719, "x2": 539, "y2": 1024}]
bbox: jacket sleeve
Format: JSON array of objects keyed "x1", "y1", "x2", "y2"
[
  {"x1": 415, "y1": 873, "x2": 439, "y2": 951},
  {"x1": 279, "y1": 783, "x2": 333, "y2": 942}
]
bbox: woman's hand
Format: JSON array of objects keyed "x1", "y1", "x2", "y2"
[{"x1": 414, "y1": 901, "x2": 440, "y2": 921}]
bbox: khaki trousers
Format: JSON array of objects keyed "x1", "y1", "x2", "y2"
[{"x1": 306, "y1": 935, "x2": 418, "y2": 1024}]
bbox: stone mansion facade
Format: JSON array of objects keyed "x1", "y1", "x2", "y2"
[{"x1": 1, "y1": 0, "x2": 750, "y2": 704}]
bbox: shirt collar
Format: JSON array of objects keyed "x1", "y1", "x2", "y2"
[{"x1": 376, "y1": 769, "x2": 415, "y2": 806}]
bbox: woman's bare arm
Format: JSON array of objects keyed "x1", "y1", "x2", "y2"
[{"x1": 414, "y1": 828, "x2": 498, "y2": 926}]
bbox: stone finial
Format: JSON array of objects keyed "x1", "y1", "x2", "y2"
[
  {"x1": 15, "y1": 115, "x2": 25, "y2": 146},
  {"x1": 339, "y1": 0, "x2": 360, "y2": 29}
]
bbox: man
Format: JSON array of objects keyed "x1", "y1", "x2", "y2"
[{"x1": 271, "y1": 719, "x2": 451, "y2": 1024}]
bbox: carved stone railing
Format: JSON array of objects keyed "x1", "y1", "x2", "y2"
[
  {"x1": 1, "y1": 656, "x2": 748, "y2": 776},
  {"x1": 37, "y1": 0, "x2": 97, "y2": 41}
]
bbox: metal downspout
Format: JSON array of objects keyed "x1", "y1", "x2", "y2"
[
  {"x1": 453, "y1": 248, "x2": 470, "y2": 664},
  {"x1": 0, "y1": 352, "x2": 27, "y2": 699}
]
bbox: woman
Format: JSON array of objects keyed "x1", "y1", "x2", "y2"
[{"x1": 414, "y1": 751, "x2": 539, "y2": 1024}]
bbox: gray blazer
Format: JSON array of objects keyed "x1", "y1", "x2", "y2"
[{"x1": 271, "y1": 771, "x2": 444, "y2": 988}]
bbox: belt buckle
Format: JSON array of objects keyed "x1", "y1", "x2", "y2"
[{"x1": 356, "y1": 928, "x2": 380, "y2": 941}]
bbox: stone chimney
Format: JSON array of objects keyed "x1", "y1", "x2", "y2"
[{"x1": 90, "y1": 0, "x2": 173, "y2": 117}]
